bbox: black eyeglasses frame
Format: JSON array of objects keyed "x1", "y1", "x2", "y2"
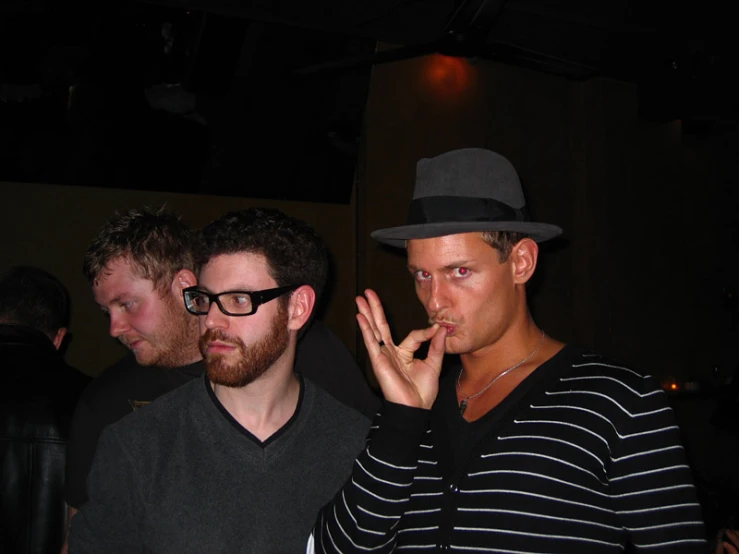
[{"x1": 183, "y1": 284, "x2": 299, "y2": 317}]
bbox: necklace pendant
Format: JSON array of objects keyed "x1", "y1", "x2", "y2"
[{"x1": 459, "y1": 399, "x2": 468, "y2": 416}]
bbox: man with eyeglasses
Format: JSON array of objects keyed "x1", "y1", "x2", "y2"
[
  {"x1": 63, "y1": 206, "x2": 377, "y2": 553},
  {"x1": 69, "y1": 208, "x2": 372, "y2": 553}
]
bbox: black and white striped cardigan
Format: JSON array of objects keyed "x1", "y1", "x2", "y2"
[{"x1": 310, "y1": 346, "x2": 706, "y2": 553}]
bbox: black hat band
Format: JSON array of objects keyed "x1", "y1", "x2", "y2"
[{"x1": 407, "y1": 196, "x2": 529, "y2": 225}]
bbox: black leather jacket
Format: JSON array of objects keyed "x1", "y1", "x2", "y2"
[{"x1": 1, "y1": 325, "x2": 89, "y2": 554}]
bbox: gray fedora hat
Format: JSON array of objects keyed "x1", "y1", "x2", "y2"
[{"x1": 371, "y1": 148, "x2": 562, "y2": 248}]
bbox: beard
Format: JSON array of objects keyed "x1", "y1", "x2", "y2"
[{"x1": 199, "y1": 304, "x2": 290, "y2": 388}]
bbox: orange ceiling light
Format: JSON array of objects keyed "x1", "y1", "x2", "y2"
[{"x1": 421, "y1": 54, "x2": 476, "y2": 98}]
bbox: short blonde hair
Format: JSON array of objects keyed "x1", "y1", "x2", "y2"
[
  {"x1": 83, "y1": 206, "x2": 194, "y2": 292},
  {"x1": 480, "y1": 231, "x2": 530, "y2": 262}
]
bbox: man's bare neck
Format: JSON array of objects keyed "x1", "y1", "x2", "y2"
[{"x1": 460, "y1": 319, "x2": 546, "y2": 379}]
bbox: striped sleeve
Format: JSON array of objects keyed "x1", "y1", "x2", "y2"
[
  {"x1": 603, "y1": 368, "x2": 706, "y2": 551},
  {"x1": 310, "y1": 402, "x2": 429, "y2": 553}
]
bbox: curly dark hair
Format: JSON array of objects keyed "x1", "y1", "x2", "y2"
[
  {"x1": 83, "y1": 206, "x2": 194, "y2": 290},
  {"x1": 480, "y1": 231, "x2": 531, "y2": 262},
  {"x1": 196, "y1": 208, "x2": 328, "y2": 307},
  {"x1": 0, "y1": 266, "x2": 70, "y2": 338}
]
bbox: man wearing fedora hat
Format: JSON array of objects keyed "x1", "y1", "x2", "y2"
[{"x1": 310, "y1": 148, "x2": 705, "y2": 552}]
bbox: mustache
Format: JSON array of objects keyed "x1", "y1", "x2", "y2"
[
  {"x1": 199, "y1": 329, "x2": 242, "y2": 352},
  {"x1": 428, "y1": 317, "x2": 461, "y2": 326}
]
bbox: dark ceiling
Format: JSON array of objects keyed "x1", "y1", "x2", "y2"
[
  {"x1": 1, "y1": 0, "x2": 737, "y2": 201},
  {"x1": 143, "y1": 0, "x2": 738, "y2": 84}
]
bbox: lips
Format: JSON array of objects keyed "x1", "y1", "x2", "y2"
[
  {"x1": 430, "y1": 320, "x2": 457, "y2": 336},
  {"x1": 206, "y1": 341, "x2": 238, "y2": 354},
  {"x1": 121, "y1": 337, "x2": 144, "y2": 350}
]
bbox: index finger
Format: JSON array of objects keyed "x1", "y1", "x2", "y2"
[{"x1": 396, "y1": 324, "x2": 443, "y2": 355}]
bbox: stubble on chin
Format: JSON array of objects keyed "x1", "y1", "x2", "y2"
[{"x1": 131, "y1": 308, "x2": 199, "y2": 368}]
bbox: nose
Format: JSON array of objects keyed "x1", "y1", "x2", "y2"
[
  {"x1": 109, "y1": 312, "x2": 130, "y2": 338},
  {"x1": 204, "y1": 301, "x2": 229, "y2": 330},
  {"x1": 426, "y1": 278, "x2": 450, "y2": 316}
]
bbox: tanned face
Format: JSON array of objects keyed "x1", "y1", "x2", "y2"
[{"x1": 407, "y1": 232, "x2": 522, "y2": 358}]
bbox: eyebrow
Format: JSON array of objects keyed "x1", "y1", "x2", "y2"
[
  {"x1": 407, "y1": 260, "x2": 475, "y2": 273},
  {"x1": 196, "y1": 286, "x2": 257, "y2": 294},
  {"x1": 95, "y1": 295, "x2": 125, "y2": 311}
]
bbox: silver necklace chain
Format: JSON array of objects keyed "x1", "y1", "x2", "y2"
[{"x1": 457, "y1": 330, "x2": 546, "y2": 416}]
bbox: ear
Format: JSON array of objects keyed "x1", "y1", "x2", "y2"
[
  {"x1": 287, "y1": 285, "x2": 316, "y2": 333},
  {"x1": 170, "y1": 269, "x2": 198, "y2": 298},
  {"x1": 510, "y1": 238, "x2": 538, "y2": 285},
  {"x1": 52, "y1": 327, "x2": 68, "y2": 351}
]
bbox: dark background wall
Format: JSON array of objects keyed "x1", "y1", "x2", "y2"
[
  {"x1": 3, "y1": 53, "x2": 738, "y2": 386},
  {"x1": 357, "y1": 53, "x2": 739, "y2": 387}
]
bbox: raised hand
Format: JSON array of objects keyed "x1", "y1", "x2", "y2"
[{"x1": 356, "y1": 289, "x2": 447, "y2": 409}]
